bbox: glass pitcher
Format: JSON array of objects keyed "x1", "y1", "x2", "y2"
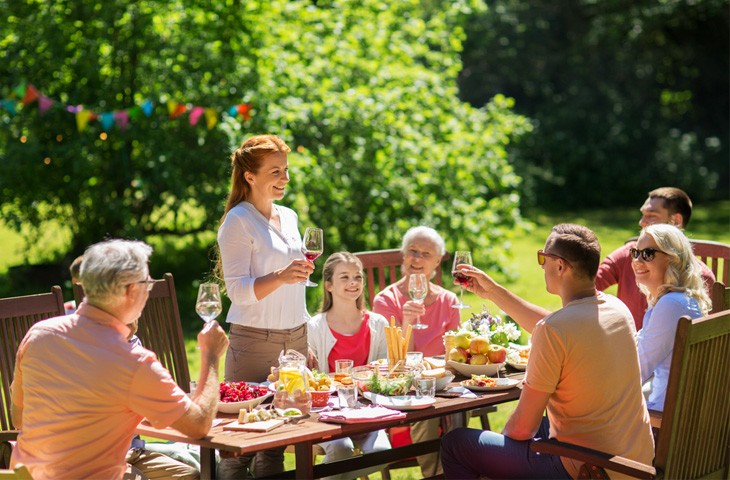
[{"x1": 273, "y1": 349, "x2": 312, "y2": 414}]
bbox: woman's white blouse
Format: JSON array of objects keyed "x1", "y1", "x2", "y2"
[{"x1": 218, "y1": 202, "x2": 309, "y2": 330}]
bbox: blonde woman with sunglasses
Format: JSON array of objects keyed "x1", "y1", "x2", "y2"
[{"x1": 632, "y1": 224, "x2": 711, "y2": 411}]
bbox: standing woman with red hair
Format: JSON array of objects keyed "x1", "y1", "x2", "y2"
[{"x1": 216, "y1": 134, "x2": 313, "y2": 478}]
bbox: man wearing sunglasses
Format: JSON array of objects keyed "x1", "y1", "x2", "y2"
[
  {"x1": 595, "y1": 187, "x2": 714, "y2": 329},
  {"x1": 441, "y1": 224, "x2": 653, "y2": 480}
]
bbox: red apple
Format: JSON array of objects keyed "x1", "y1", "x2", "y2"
[
  {"x1": 469, "y1": 353, "x2": 488, "y2": 365},
  {"x1": 487, "y1": 345, "x2": 507, "y2": 364},
  {"x1": 469, "y1": 336, "x2": 490, "y2": 355},
  {"x1": 448, "y1": 347, "x2": 468, "y2": 363}
]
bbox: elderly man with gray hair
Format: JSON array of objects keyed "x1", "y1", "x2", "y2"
[{"x1": 10, "y1": 239, "x2": 229, "y2": 480}]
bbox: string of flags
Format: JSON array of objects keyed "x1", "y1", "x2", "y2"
[{"x1": 1, "y1": 82, "x2": 253, "y2": 133}]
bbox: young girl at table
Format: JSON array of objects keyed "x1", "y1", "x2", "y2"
[{"x1": 308, "y1": 252, "x2": 391, "y2": 480}]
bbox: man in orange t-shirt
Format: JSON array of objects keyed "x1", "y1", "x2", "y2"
[
  {"x1": 443, "y1": 224, "x2": 654, "y2": 479},
  {"x1": 10, "y1": 239, "x2": 229, "y2": 480}
]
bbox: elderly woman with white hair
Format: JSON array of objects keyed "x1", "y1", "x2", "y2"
[
  {"x1": 372, "y1": 226, "x2": 460, "y2": 478},
  {"x1": 372, "y1": 226, "x2": 460, "y2": 356},
  {"x1": 632, "y1": 223, "x2": 711, "y2": 412}
]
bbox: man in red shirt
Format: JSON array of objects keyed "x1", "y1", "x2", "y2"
[{"x1": 595, "y1": 187, "x2": 715, "y2": 329}]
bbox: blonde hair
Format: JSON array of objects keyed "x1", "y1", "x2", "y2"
[
  {"x1": 638, "y1": 224, "x2": 711, "y2": 314},
  {"x1": 319, "y1": 252, "x2": 365, "y2": 312}
]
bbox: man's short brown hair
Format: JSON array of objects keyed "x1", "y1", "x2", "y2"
[
  {"x1": 648, "y1": 187, "x2": 693, "y2": 227},
  {"x1": 546, "y1": 224, "x2": 601, "y2": 279}
]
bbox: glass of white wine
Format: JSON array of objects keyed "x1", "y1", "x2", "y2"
[
  {"x1": 195, "y1": 283, "x2": 222, "y2": 323},
  {"x1": 408, "y1": 273, "x2": 428, "y2": 330}
]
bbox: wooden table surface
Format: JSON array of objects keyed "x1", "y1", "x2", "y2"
[{"x1": 137, "y1": 373, "x2": 524, "y2": 479}]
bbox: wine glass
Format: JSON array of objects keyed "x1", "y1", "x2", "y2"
[
  {"x1": 195, "y1": 283, "x2": 223, "y2": 323},
  {"x1": 451, "y1": 251, "x2": 472, "y2": 309},
  {"x1": 408, "y1": 273, "x2": 428, "y2": 330},
  {"x1": 301, "y1": 227, "x2": 323, "y2": 287}
]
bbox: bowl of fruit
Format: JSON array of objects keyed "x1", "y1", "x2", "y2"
[{"x1": 218, "y1": 381, "x2": 273, "y2": 414}]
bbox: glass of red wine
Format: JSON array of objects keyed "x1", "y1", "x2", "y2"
[
  {"x1": 452, "y1": 251, "x2": 472, "y2": 309},
  {"x1": 301, "y1": 227, "x2": 323, "y2": 287}
]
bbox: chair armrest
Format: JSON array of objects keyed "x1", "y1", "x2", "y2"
[
  {"x1": 647, "y1": 409, "x2": 662, "y2": 430},
  {"x1": 530, "y1": 438, "x2": 656, "y2": 479},
  {"x1": 0, "y1": 431, "x2": 18, "y2": 442}
]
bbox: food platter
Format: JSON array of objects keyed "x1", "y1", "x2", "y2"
[
  {"x1": 506, "y1": 361, "x2": 527, "y2": 371},
  {"x1": 447, "y1": 360, "x2": 504, "y2": 377},
  {"x1": 218, "y1": 391, "x2": 273, "y2": 414},
  {"x1": 459, "y1": 378, "x2": 520, "y2": 392}
]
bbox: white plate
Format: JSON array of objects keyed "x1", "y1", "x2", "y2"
[
  {"x1": 506, "y1": 361, "x2": 527, "y2": 371},
  {"x1": 460, "y1": 378, "x2": 520, "y2": 392},
  {"x1": 363, "y1": 392, "x2": 435, "y2": 410},
  {"x1": 218, "y1": 391, "x2": 273, "y2": 414},
  {"x1": 447, "y1": 360, "x2": 504, "y2": 377}
]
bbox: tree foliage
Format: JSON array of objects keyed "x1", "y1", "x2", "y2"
[
  {"x1": 1, "y1": 0, "x2": 530, "y2": 275},
  {"x1": 459, "y1": 0, "x2": 729, "y2": 209}
]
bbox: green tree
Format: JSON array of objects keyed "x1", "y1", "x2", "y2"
[
  {"x1": 459, "y1": 0, "x2": 729, "y2": 209},
  {"x1": 1, "y1": 0, "x2": 530, "y2": 279}
]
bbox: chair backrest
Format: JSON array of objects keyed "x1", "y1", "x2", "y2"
[
  {"x1": 690, "y1": 239, "x2": 730, "y2": 285},
  {"x1": 0, "y1": 464, "x2": 33, "y2": 479},
  {"x1": 73, "y1": 273, "x2": 191, "y2": 391},
  {"x1": 353, "y1": 249, "x2": 451, "y2": 308},
  {"x1": 654, "y1": 310, "x2": 730, "y2": 479},
  {"x1": 710, "y1": 281, "x2": 730, "y2": 314},
  {"x1": 0, "y1": 287, "x2": 65, "y2": 432}
]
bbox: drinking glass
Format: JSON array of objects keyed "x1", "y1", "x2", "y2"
[
  {"x1": 337, "y1": 385, "x2": 357, "y2": 409},
  {"x1": 408, "y1": 273, "x2": 428, "y2": 330},
  {"x1": 451, "y1": 251, "x2": 472, "y2": 309},
  {"x1": 415, "y1": 377, "x2": 436, "y2": 399},
  {"x1": 405, "y1": 351, "x2": 424, "y2": 371},
  {"x1": 195, "y1": 283, "x2": 223, "y2": 323},
  {"x1": 301, "y1": 227, "x2": 323, "y2": 287},
  {"x1": 335, "y1": 359, "x2": 354, "y2": 374}
]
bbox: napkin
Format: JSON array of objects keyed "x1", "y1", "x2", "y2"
[{"x1": 318, "y1": 406, "x2": 406, "y2": 424}]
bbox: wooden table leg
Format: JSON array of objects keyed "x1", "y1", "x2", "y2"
[
  {"x1": 200, "y1": 446, "x2": 216, "y2": 480},
  {"x1": 294, "y1": 442, "x2": 315, "y2": 479}
]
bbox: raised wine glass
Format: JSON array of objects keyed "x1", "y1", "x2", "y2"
[
  {"x1": 195, "y1": 282, "x2": 223, "y2": 323},
  {"x1": 408, "y1": 273, "x2": 428, "y2": 330},
  {"x1": 301, "y1": 227, "x2": 323, "y2": 287},
  {"x1": 451, "y1": 251, "x2": 472, "y2": 309}
]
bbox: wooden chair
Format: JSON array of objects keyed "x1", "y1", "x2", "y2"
[
  {"x1": 0, "y1": 287, "x2": 66, "y2": 468},
  {"x1": 354, "y1": 249, "x2": 450, "y2": 308},
  {"x1": 710, "y1": 281, "x2": 730, "y2": 314},
  {"x1": 73, "y1": 273, "x2": 191, "y2": 392},
  {"x1": 530, "y1": 310, "x2": 730, "y2": 479},
  {"x1": 690, "y1": 239, "x2": 730, "y2": 285},
  {"x1": 0, "y1": 464, "x2": 32, "y2": 479}
]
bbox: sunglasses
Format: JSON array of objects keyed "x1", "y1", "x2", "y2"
[
  {"x1": 629, "y1": 247, "x2": 666, "y2": 262},
  {"x1": 537, "y1": 250, "x2": 571, "y2": 267}
]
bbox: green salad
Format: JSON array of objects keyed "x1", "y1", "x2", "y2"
[{"x1": 362, "y1": 371, "x2": 413, "y2": 396}]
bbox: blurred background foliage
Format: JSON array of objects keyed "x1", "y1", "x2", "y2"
[
  {"x1": 459, "y1": 0, "x2": 728, "y2": 209},
  {"x1": 0, "y1": 0, "x2": 727, "y2": 327}
]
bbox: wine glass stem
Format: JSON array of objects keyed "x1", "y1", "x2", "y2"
[{"x1": 460, "y1": 287, "x2": 464, "y2": 305}]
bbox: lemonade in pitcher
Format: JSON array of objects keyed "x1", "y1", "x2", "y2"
[{"x1": 274, "y1": 350, "x2": 312, "y2": 413}]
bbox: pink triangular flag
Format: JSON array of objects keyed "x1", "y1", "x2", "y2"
[
  {"x1": 38, "y1": 96, "x2": 53, "y2": 115},
  {"x1": 114, "y1": 110, "x2": 129, "y2": 131},
  {"x1": 189, "y1": 106, "x2": 204, "y2": 126}
]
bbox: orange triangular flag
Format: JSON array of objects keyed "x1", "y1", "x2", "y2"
[{"x1": 22, "y1": 84, "x2": 40, "y2": 105}]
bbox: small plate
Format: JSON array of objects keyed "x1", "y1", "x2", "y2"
[
  {"x1": 460, "y1": 378, "x2": 520, "y2": 392},
  {"x1": 363, "y1": 392, "x2": 435, "y2": 410},
  {"x1": 218, "y1": 391, "x2": 273, "y2": 414},
  {"x1": 506, "y1": 361, "x2": 527, "y2": 371}
]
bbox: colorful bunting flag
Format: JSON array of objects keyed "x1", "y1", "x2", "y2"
[{"x1": 3, "y1": 83, "x2": 252, "y2": 134}]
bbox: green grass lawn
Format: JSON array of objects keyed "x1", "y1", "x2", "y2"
[{"x1": 3, "y1": 201, "x2": 728, "y2": 480}]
